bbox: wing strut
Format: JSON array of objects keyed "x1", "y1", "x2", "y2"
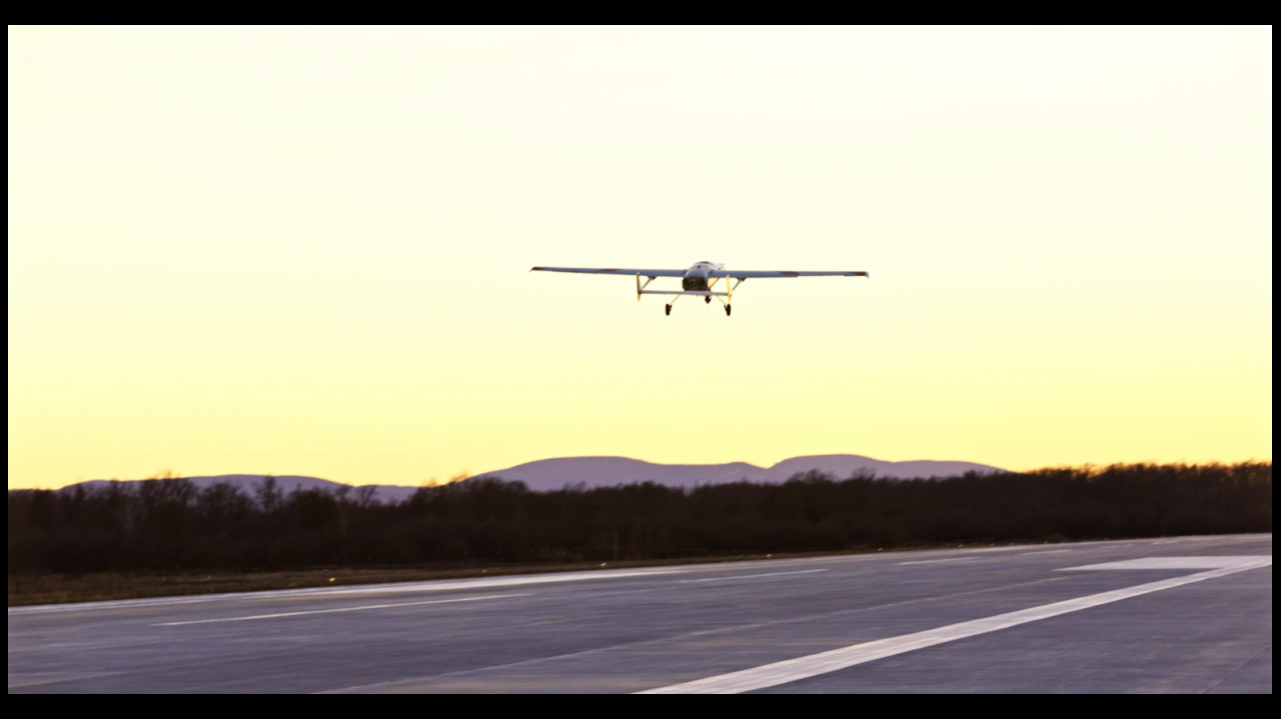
[{"x1": 636, "y1": 274, "x2": 656, "y2": 301}]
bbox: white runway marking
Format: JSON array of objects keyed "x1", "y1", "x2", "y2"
[
  {"x1": 11, "y1": 568, "x2": 693, "y2": 616},
  {"x1": 155, "y1": 593, "x2": 530, "y2": 626},
  {"x1": 677, "y1": 569, "x2": 828, "y2": 583},
  {"x1": 639, "y1": 556, "x2": 1272, "y2": 694},
  {"x1": 1060, "y1": 556, "x2": 1270, "y2": 571},
  {"x1": 8, "y1": 536, "x2": 1260, "y2": 617},
  {"x1": 897, "y1": 557, "x2": 978, "y2": 566}
]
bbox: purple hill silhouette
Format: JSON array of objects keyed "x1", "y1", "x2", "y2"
[
  {"x1": 472, "y1": 454, "x2": 1004, "y2": 491},
  {"x1": 53, "y1": 455, "x2": 1004, "y2": 499}
]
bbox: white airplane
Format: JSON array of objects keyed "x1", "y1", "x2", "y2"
[{"x1": 531, "y1": 261, "x2": 868, "y2": 316}]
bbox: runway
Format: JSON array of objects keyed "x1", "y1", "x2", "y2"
[{"x1": 8, "y1": 534, "x2": 1271, "y2": 693}]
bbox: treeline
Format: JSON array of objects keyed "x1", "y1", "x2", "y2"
[{"x1": 8, "y1": 463, "x2": 1271, "y2": 574}]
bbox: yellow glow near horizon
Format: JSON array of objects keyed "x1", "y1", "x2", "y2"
[{"x1": 8, "y1": 26, "x2": 1272, "y2": 489}]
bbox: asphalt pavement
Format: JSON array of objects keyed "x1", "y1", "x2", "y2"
[{"x1": 8, "y1": 534, "x2": 1271, "y2": 693}]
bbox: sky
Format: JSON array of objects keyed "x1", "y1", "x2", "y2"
[{"x1": 8, "y1": 26, "x2": 1272, "y2": 489}]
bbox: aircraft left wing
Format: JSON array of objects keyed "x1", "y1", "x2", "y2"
[
  {"x1": 531, "y1": 267, "x2": 687, "y2": 277},
  {"x1": 710, "y1": 270, "x2": 869, "y2": 279}
]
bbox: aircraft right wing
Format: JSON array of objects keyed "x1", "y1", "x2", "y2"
[{"x1": 710, "y1": 270, "x2": 869, "y2": 279}]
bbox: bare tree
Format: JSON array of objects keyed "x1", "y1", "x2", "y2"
[
  {"x1": 255, "y1": 476, "x2": 282, "y2": 512},
  {"x1": 355, "y1": 485, "x2": 378, "y2": 509}
]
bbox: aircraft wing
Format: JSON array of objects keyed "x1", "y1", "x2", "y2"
[
  {"x1": 710, "y1": 270, "x2": 869, "y2": 279},
  {"x1": 531, "y1": 267, "x2": 687, "y2": 277}
]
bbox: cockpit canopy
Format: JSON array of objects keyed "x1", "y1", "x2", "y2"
[{"x1": 686, "y1": 261, "x2": 723, "y2": 275}]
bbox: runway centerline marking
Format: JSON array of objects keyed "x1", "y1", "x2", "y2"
[
  {"x1": 678, "y1": 569, "x2": 828, "y2": 583},
  {"x1": 154, "y1": 593, "x2": 530, "y2": 626},
  {"x1": 897, "y1": 557, "x2": 978, "y2": 566},
  {"x1": 639, "y1": 556, "x2": 1272, "y2": 694}
]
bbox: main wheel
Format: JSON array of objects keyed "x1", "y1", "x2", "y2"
[
  {"x1": 725, "y1": 305, "x2": 732, "y2": 316},
  {"x1": 704, "y1": 296, "x2": 711, "y2": 304},
  {"x1": 665, "y1": 304, "x2": 672, "y2": 316}
]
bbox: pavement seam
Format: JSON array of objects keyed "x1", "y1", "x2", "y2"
[{"x1": 1201, "y1": 644, "x2": 1272, "y2": 694}]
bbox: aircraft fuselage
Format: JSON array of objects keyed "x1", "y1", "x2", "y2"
[{"x1": 681, "y1": 261, "x2": 722, "y2": 292}]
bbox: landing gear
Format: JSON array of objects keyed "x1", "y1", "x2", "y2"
[
  {"x1": 704, "y1": 295, "x2": 711, "y2": 304},
  {"x1": 725, "y1": 304, "x2": 732, "y2": 316},
  {"x1": 665, "y1": 304, "x2": 672, "y2": 316}
]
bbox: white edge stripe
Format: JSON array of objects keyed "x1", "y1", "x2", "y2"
[
  {"x1": 154, "y1": 593, "x2": 530, "y2": 626},
  {"x1": 10, "y1": 536, "x2": 1265, "y2": 616},
  {"x1": 638, "y1": 558, "x2": 1272, "y2": 694},
  {"x1": 7, "y1": 568, "x2": 691, "y2": 615}
]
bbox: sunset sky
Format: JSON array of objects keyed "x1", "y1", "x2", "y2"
[{"x1": 8, "y1": 26, "x2": 1272, "y2": 489}]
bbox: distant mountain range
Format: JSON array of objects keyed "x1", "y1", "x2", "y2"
[
  {"x1": 51, "y1": 454, "x2": 1004, "y2": 500},
  {"x1": 473, "y1": 455, "x2": 1004, "y2": 492}
]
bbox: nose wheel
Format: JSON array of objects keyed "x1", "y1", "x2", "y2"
[
  {"x1": 725, "y1": 304, "x2": 732, "y2": 316},
  {"x1": 665, "y1": 304, "x2": 672, "y2": 316}
]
